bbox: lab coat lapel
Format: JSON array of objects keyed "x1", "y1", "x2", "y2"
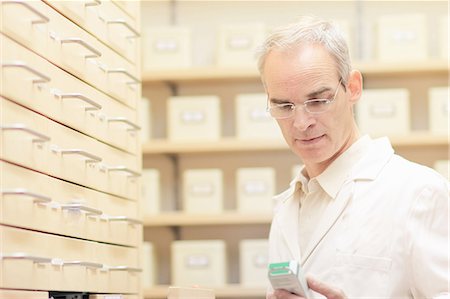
[
  {"x1": 277, "y1": 183, "x2": 302, "y2": 261},
  {"x1": 300, "y1": 180, "x2": 354, "y2": 265}
]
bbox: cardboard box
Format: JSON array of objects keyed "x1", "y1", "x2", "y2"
[
  {"x1": 356, "y1": 88, "x2": 410, "y2": 136},
  {"x1": 236, "y1": 167, "x2": 275, "y2": 213},
  {"x1": 141, "y1": 169, "x2": 160, "y2": 215},
  {"x1": 239, "y1": 239, "x2": 269, "y2": 287},
  {"x1": 235, "y1": 93, "x2": 283, "y2": 140},
  {"x1": 143, "y1": 26, "x2": 191, "y2": 70},
  {"x1": 376, "y1": 14, "x2": 428, "y2": 61},
  {"x1": 168, "y1": 96, "x2": 221, "y2": 141},
  {"x1": 216, "y1": 23, "x2": 266, "y2": 67},
  {"x1": 183, "y1": 169, "x2": 223, "y2": 213},
  {"x1": 428, "y1": 86, "x2": 449, "y2": 135},
  {"x1": 440, "y1": 16, "x2": 448, "y2": 60},
  {"x1": 171, "y1": 240, "x2": 227, "y2": 287}
]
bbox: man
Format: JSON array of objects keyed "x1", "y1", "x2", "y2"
[{"x1": 256, "y1": 16, "x2": 449, "y2": 299}]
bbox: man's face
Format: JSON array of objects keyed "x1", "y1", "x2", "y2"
[{"x1": 263, "y1": 44, "x2": 359, "y2": 175}]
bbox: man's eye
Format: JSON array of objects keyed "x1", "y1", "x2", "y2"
[
  {"x1": 277, "y1": 104, "x2": 293, "y2": 111},
  {"x1": 307, "y1": 100, "x2": 327, "y2": 108}
]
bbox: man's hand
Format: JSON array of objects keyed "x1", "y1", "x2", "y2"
[{"x1": 267, "y1": 276, "x2": 347, "y2": 299}]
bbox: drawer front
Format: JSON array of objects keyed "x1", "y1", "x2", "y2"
[
  {"x1": 0, "y1": 97, "x2": 50, "y2": 172},
  {"x1": 96, "y1": 243, "x2": 141, "y2": 293},
  {"x1": 0, "y1": 0, "x2": 49, "y2": 54},
  {"x1": 1, "y1": 98, "x2": 140, "y2": 200},
  {"x1": 1, "y1": 34, "x2": 140, "y2": 155},
  {"x1": 0, "y1": 225, "x2": 52, "y2": 290},
  {"x1": 44, "y1": 0, "x2": 140, "y2": 65},
  {"x1": 0, "y1": 290, "x2": 49, "y2": 299}
]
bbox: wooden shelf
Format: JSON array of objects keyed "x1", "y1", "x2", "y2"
[
  {"x1": 143, "y1": 285, "x2": 266, "y2": 298},
  {"x1": 142, "y1": 133, "x2": 447, "y2": 155},
  {"x1": 141, "y1": 60, "x2": 448, "y2": 83},
  {"x1": 143, "y1": 211, "x2": 272, "y2": 227}
]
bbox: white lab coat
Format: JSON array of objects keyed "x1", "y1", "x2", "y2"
[{"x1": 268, "y1": 137, "x2": 449, "y2": 299}]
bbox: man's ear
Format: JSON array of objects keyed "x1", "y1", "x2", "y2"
[{"x1": 347, "y1": 70, "x2": 363, "y2": 104}]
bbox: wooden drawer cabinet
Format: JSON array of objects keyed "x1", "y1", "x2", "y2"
[
  {"x1": 1, "y1": 33, "x2": 140, "y2": 154},
  {"x1": 1, "y1": 0, "x2": 141, "y2": 297}
]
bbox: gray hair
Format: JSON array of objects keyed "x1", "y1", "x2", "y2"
[{"x1": 256, "y1": 16, "x2": 351, "y2": 85}]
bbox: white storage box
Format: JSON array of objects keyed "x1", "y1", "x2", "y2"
[
  {"x1": 141, "y1": 169, "x2": 160, "y2": 215},
  {"x1": 235, "y1": 93, "x2": 283, "y2": 140},
  {"x1": 140, "y1": 98, "x2": 151, "y2": 143},
  {"x1": 171, "y1": 240, "x2": 227, "y2": 287},
  {"x1": 376, "y1": 14, "x2": 428, "y2": 61},
  {"x1": 434, "y1": 160, "x2": 449, "y2": 180},
  {"x1": 356, "y1": 88, "x2": 410, "y2": 136},
  {"x1": 183, "y1": 169, "x2": 223, "y2": 213},
  {"x1": 239, "y1": 239, "x2": 269, "y2": 287},
  {"x1": 142, "y1": 242, "x2": 157, "y2": 287},
  {"x1": 428, "y1": 86, "x2": 449, "y2": 135},
  {"x1": 216, "y1": 23, "x2": 266, "y2": 67},
  {"x1": 236, "y1": 167, "x2": 275, "y2": 213},
  {"x1": 168, "y1": 95, "x2": 221, "y2": 141},
  {"x1": 143, "y1": 26, "x2": 191, "y2": 70}
]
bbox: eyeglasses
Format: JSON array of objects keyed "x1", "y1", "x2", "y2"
[{"x1": 267, "y1": 79, "x2": 343, "y2": 119}]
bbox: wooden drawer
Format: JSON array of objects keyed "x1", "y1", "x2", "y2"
[
  {"x1": 0, "y1": 225, "x2": 52, "y2": 290},
  {"x1": 0, "y1": 290, "x2": 48, "y2": 299},
  {"x1": 44, "y1": 0, "x2": 140, "y2": 65},
  {"x1": 1, "y1": 34, "x2": 140, "y2": 155},
  {"x1": 96, "y1": 243, "x2": 141, "y2": 294},
  {"x1": 0, "y1": 97, "x2": 50, "y2": 172},
  {"x1": 1, "y1": 98, "x2": 140, "y2": 200},
  {"x1": 0, "y1": 0, "x2": 48, "y2": 55}
]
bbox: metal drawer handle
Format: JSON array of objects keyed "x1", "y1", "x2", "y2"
[
  {"x1": 107, "y1": 117, "x2": 141, "y2": 131},
  {"x1": 1, "y1": 253, "x2": 52, "y2": 264},
  {"x1": 105, "y1": 68, "x2": 140, "y2": 85},
  {"x1": 60, "y1": 203, "x2": 102, "y2": 216},
  {"x1": 63, "y1": 261, "x2": 103, "y2": 269},
  {"x1": 107, "y1": 166, "x2": 141, "y2": 177},
  {"x1": 3, "y1": 1, "x2": 50, "y2": 24},
  {"x1": 85, "y1": 0, "x2": 101, "y2": 7},
  {"x1": 1, "y1": 124, "x2": 51, "y2": 143},
  {"x1": 107, "y1": 216, "x2": 143, "y2": 225},
  {"x1": 2, "y1": 62, "x2": 51, "y2": 83},
  {"x1": 1, "y1": 188, "x2": 52, "y2": 204},
  {"x1": 60, "y1": 149, "x2": 102, "y2": 163},
  {"x1": 106, "y1": 19, "x2": 140, "y2": 38},
  {"x1": 60, "y1": 38, "x2": 102, "y2": 58},
  {"x1": 108, "y1": 266, "x2": 142, "y2": 272},
  {"x1": 53, "y1": 91, "x2": 102, "y2": 111}
]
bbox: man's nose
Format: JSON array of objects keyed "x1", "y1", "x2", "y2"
[{"x1": 292, "y1": 106, "x2": 315, "y2": 131}]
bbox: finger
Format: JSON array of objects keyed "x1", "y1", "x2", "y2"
[
  {"x1": 307, "y1": 276, "x2": 346, "y2": 299},
  {"x1": 273, "y1": 289, "x2": 305, "y2": 299}
]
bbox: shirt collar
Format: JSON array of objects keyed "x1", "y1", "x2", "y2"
[
  {"x1": 291, "y1": 135, "x2": 372, "y2": 199},
  {"x1": 317, "y1": 135, "x2": 371, "y2": 198}
]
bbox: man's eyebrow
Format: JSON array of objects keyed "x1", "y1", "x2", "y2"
[
  {"x1": 268, "y1": 97, "x2": 290, "y2": 104},
  {"x1": 306, "y1": 86, "x2": 333, "y2": 98}
]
